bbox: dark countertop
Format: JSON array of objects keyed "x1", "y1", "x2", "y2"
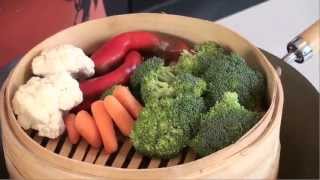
[{"x1": 267, "y1": 50, "x2": 319, "y2": 178}]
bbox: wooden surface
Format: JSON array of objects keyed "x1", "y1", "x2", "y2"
[
  {"x1": 300, "y1": 20, "x2": 320, "y2": 53},
  {"x1": 1, "y1": 13, "x2": 283, "y2": 179}
]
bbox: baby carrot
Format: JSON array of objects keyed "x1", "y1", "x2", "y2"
[
  {"x1": 112, "y1": 85, "x2": 142, "y2": 119},
  {"x1": 91, "y1": 100, "x2": 118, "y2": 154},
  {"x1": 64, "y1": 113, "x2": 80, "y2": 144},
  {"x1": 103, "y1": 95, "x2": 134, "y2": 136},
  {"x1": 75, "y1": 110, "x2": 102, "y2": 148}
]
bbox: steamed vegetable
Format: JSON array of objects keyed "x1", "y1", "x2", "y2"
[
  {"x1": 140, "y1": 64, "x2": 176, "y2": 103},
  {"x1": 154, "y1": 33, "x2": 191, "y2": 62},
  {"x1": 176, "y1": 42, "x2": 265, "y2": 109},
  {"x1": 135, "y1": 57, "x2": 207, "y2": 104},
  {"x1": 79, "y1": 51, "x2": 142, "y2": 100},
  {"x1": 190, "y1": 92, "x2": 259, "y2": 157},
  {"x1": 104, "y1": 95, "x2": 134, "y2": 136},
  {"x1": 92, "y1": 31, "x2": 158, "y2": 73},
  {"x1": 140, "y1": 71, "x2": 207, "y2": 104},
  {"x1": 174, "y1": 42, "x2": 224, "y2": 75},
  {"x1": 32, "y1": 44, "x2": 95, "y2": 79},
  {"x1": 64, "y1": 113, "x2": 80, "y2": 144},
  {"x1": 112, "y1": 85, "x2": 143, "y2": 119},
  {"x1": 12, "y1": 72, "x2": 82, "y2": 139},
  {"x1": 130, "y1": 56, "x2": 165, "y2": 97},
  {"x1": 75, "y1": 110, "x2": 102, "y2": 148},
  {"x1": 173, "y1": 73, "x2": 207, "y2": 97},
  {"x1": 129, "y1": 41, "x2": 266, "y2": 159},
  {"x1": 91, "y1": 100, "x2": 118, "y2": 154},
  {"x1": 201, "y1": 52, "x2": 265, "y2": 110},
  {"x1": 131, "y1": 94, "x2": 205, "y2": 159},
  {"x1": 92, "y1": 31, "x2": 190, "y2": 74}
]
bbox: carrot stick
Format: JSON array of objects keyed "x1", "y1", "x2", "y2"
[
  {"x1": 64, "y1": 113, "x2": 80, "y2": 144},
  {"x1": 112, "y1": 85, "x2": 142, "y2": 119},
  {"x1": 91, "y1": 100, "x2": 118, "y2": 154},
  {"x1": 75, "y1": 110, "x2": 102, "y2": 148},
  {"x1": 103, "y1": 95, "x2": 134, "y2": 136}
]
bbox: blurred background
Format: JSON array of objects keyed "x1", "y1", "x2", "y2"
[{"x1": 0, "y1": 0, "x2": 319, "y2": 89}]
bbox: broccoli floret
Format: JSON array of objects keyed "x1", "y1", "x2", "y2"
[
  {"x1": 131, "y1": 94, "x2": 205, "y2": 159},
  {"x1": 202, "y1": 53, "x2": 265, "y2": 110},
  {"x1": 173, "y1": 73, "x2": 207, "y2": 97},
  {"x1": 172, "y1": 94, "x2": 206, "y2": 137},
  {"x1": 141, "y1": 71, "x2": 207, "y2": 103},
  {"x1": 176, "y1": 42, "x2": 265, "y2": 110},
  {"x1": 130, "y1": 57, "x2": 165, "y2": 97},
  {"x1": 189, "y1": 92, "x2": 259, "y2": 157},
  {"x1": 131, "y1": 99, "x2": 184, "y2": 159},
  {"x1": 174, "y1": 50, "x2": 199, "y2": 75},
  {"x1": 174, "y1": 42, "x2": 225, "y2": 75},
  {"x1": 195, "y1": 41, "x2": 225, "y2": 60},
  {"x1": 140, "y1": 65, "x2": 176, "y2": 104}
]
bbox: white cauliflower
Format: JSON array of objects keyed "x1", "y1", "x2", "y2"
[
  {"x1": 45, "y1": 72, "x2": 83, "y2": 110},
  {"x1": 32, "y1": 44, "x2": 95, "y2": 79},
  {"x1": 12, "y1": 73, "x2": 83, "y2": 138}
]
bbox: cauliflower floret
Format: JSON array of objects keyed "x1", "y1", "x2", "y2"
[
  {"x1": 12, "y1": 73, "x2": 83, "y2": 138},
  {"x1": 32, "y1": 44, "x2": 94, "y2": 79},
  {"x1": 45, "y1": 72, "x2": 83, "y2": 110},
  {"x1": 12, "y1": 77, "x2": 64, "y2": 138}
]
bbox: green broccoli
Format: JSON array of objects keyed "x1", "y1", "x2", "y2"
[
  {"x1": 130, "y1": 57, "x2": 165, "y2": 97},
  {"x1": 174, "y1": 50, "x2": 199, "y2": 75},
  {"x1": 174, "y1": 42, "x2": 225, "y2": 75},
  {"x1": 131, "y1": 94, "x2": 205, "y2": 159},
  {"x1": 175, "y1": 41, "x2": 265, "y2": 110},
  {"x1": 141, "y1": 71, "x2": 207, "y2": 103},
  {"x1": 189, "y1": 92, "x2": 259, "y2": 157},
  {"x1": 173, "y1": 73, "x2": 207, "y2": 97},
  {"x1": 140, "y1": 65, "x2": 176, "y2": 104},
  {"x1": 130, "y1": 98, "x2": 184, "y2": 159},
  {"x1": 172, "y1": 94, "x2": 206, "y2": 137},
  {"x1": 129, "y1": 41, "x2": 266, "y2": 159},
  {"x1": 201, "y1": 53, "x2": 265, "y2": 110}
]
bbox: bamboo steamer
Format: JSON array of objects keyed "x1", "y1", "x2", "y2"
[{"x1": 0, "y1": 13, "x2": 284, "y2": 179}]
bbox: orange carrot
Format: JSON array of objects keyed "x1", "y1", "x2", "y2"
[
  {"x1": 103, "y1": 95, "x2": 134, "y2": 136},
  {"x1": 75, "y1": 110, "x2": 102, "y2": 148},
  {"x1": 64, "y1": 113, "x2": 80, "y2": 144},
  {"x1": 112, "y1": 85, "x2": 142, "y2": 119},
  {"x1": 91, "y1": 100, "x2": 118, "y2": 154}
]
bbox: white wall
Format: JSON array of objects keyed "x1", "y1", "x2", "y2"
[{"x1": 217, "y1": 0, "x2": 320, "y2": 91}]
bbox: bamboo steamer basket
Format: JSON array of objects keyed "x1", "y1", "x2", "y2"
[{"x1": 0, "y1": 13, "x2": 283, "y2": 179}]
